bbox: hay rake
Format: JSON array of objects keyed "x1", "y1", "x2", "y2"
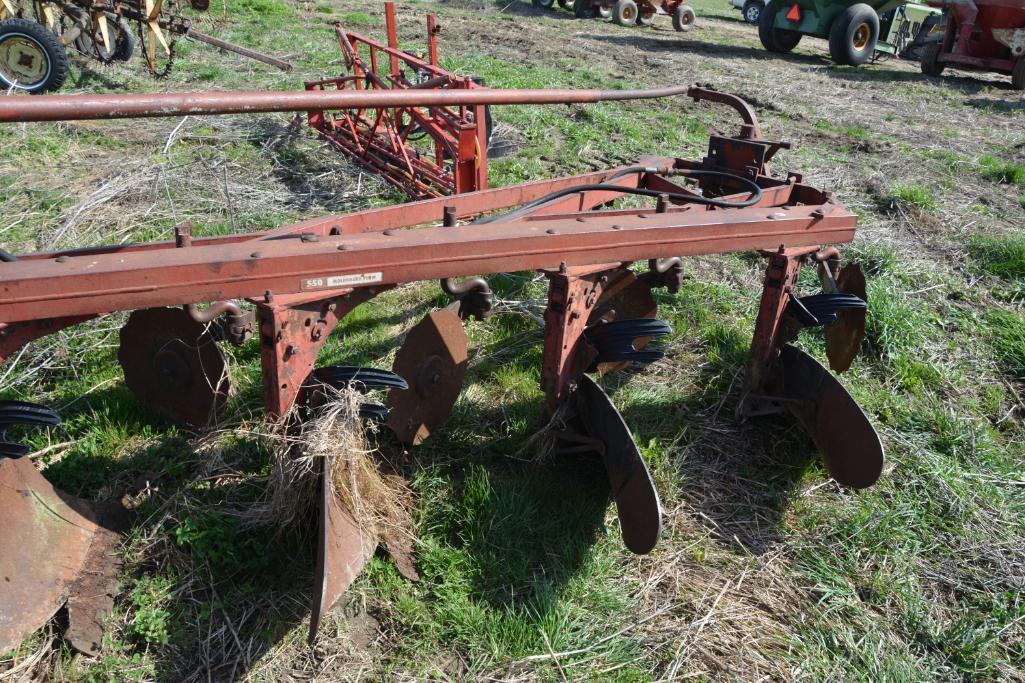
[
  {"x1": 0, "y1": 0, "x2": 290, "y2": 93},
  {"x1": 0, "y1": 83, "x2": 884, "y2": 653}
]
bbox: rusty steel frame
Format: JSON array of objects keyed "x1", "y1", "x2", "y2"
[
  {"x1": 0, "y1": 85, "x2": 883, "y2": 650},
  {"x1": 305, "y1": 3, "x2": 490, "y2": 199}
]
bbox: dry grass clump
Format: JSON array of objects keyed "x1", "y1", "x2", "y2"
[{"x1": 252, "y1": 385, "x2": 416, "y2": 570}]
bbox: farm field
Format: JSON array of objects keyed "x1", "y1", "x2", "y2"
[{"x1": 1, "y1": 0, "x2": 1024, "y2": 680}]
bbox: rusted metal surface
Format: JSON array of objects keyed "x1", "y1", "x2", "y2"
[
  {"x1": 825, "y1": 263, "x2": 867, "y2": 373},
  {"x1": 0, "y1": 83, "x2": 696, "y2": 123},
  {"x1": 309, "y1": 454, "x2": 376, "y2": 644},
  {"x1": 575, "y1": 375, "x2": 662, "y2": 554},
  {"x1": 306, "y1": 4, "x2": 490, "y2": 199},
  {"x1": 387, "y1": 308, "x2": 468, "y2": 445},
  {"x1": 118, "y1": 307, "x2": 228, "y2": 426},
  {"x1": 185, "y1": 28, "x2": 292, "y2": 72},
  {"x1": 774, "y1": 345, "x2": 885, "y2": 489},
  {"x1": 0, "y1": 457, "x2": 123, "y2": 654}
]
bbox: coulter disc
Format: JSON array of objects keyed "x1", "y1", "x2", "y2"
[
  {"x1": 575, "y1": 375, "x2": 662, "y2": 554},
  {"x1": 776, "y1": 344, "x2": 884, "y2": 489},
  {"x1": 118, "y1": 307, "x2": 228, "y2": 427},
  {"x1": 387, "y1": 308, "x2": 468, "y2": 445},
  {"x1": 824, "y1": 263, "x2": 867, "y2": 373}
]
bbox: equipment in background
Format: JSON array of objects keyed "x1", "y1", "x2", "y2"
[
  {"x1": 533, "y1": 0, "x2": 697, "y2": 32},
  {"x1": 305, "y1": 3, "x2": 491, "y2": 201},
  {"x1": 877, "y1": 2, "x2": 944, "y2": 59},
  {"x1": 920, "y1": 0, "x2": 1025, "y2": 90},
  {"x1": 0, "y1": 0, "x2": 291, "y2": 93},
  {"x1": 758, "y1": 0, "x2": 939, "y2": 65},
  {"x1": 0, "y1": 84, "x2": 883, "y2": 654}
]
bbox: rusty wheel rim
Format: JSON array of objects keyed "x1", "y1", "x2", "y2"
[
  {"x1": 852, "y1": 23, "x2": 871, "y2": 51},
  {"x1": 622, "y1": 5, "x2": 636, "y2": 20},
  {"x1": 0, "y1": 34, "x2": 49, "y2": 88}
]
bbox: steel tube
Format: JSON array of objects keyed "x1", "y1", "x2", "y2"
[{"x1": 0, "y1": 85, "x2": 694, "y2": 123}]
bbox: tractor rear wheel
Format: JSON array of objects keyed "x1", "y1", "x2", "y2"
[
  {"x1": 758, "y1": 0, "x2": 801, "y2": 53},
  {"x1": 613, "y1": 0, "x2": 638, "y2": 26},
  {"x1": 0, "y1": 18, "x2": 67, "y2": 93},
  {"x1": 828, "y1": 3, "x2": 879, "y2": 66},
  {"x1": 1012, "y1": 58, "x2": 1025, "y2": 90},
  {"x1": 672, "y1": 5, "x2": 696, "y2": 31},
  {"x1": 919, "y1": 42, "x2": 944, "y2": 77},
  {"x1": 532, "y1": 0, "x2": 556, "y2": 9}
]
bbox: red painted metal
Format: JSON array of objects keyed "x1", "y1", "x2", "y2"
[
  {"x1": 305, "y1": 4, "x2": 490, "y2": 199},
  {"x1": 927, "y1": 0, "x2": 1025, "y2": 80}
]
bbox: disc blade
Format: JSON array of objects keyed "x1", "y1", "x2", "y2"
[
  {"x1": 309, "y1": 454, "x2": 375, "y2": 644},
  {"x1": 777, "y1": 345, "x2": 884, "y2": 489},
  {"x1": 575, "y1": 375, "x2": 662, "y2": 554},
  {"x1": 825, "y1": 264, "x2": 867, "y2": 373},
  {"x1": 587, "y1": 270, "x2": 657, "y2": 375},
  {"x1": 387, "y1": 308, "x2": 467, "y2": 445},
  {"x1": 118, "y1": 307, "x2": 229, "y2": 427},
  {"x1": 0, "y1": 458, "x2": 122, "y2": 654}
]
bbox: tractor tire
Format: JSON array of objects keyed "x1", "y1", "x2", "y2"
[
  {"x1": 636, "y1": 8, "x2": 655, "y2": 25},
  {"x1": 919, "y1": 42, "x2": 944, "y2": 77},
  {"x1": 0, "y1": 18, "x2": 68, "y2": 93},
  {"x1": 758, "y1": 0, "x2": 801, "y2": 53},
  {"x1": 742, "y1": 0, "x2": 762, "y2": 24},
  {"x1": 1012, "y1": 58, "x2": 1025, "y2": 90},
  {"x1": 113, "y1": 17, "x2": 135, "y2": 62},
  {"x1": 672, "y1": 5, "x2": 696, "y2": 31},
  {"x1": 597, "y1": 2, "x2": 612, "y2": 17},
  {"x1": 575, "y1": 0, "x2": 598, "y2": 17},
  {"x1": 613, "y1": 0, "x2": 638, "y2": 26},
  {"x1": 828, "y1": 3, "x2": 879, "y2": 66},
  {"x1": 557, "y1": 0, "x2": 576, "y2": 10},
  {"x1": 532, "y1": 0, "x2": 556, "y2": 10}
]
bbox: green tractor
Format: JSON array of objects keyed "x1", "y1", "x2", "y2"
[{"x1": 759, "y1": 0, "x2": 941, "y2": 65}]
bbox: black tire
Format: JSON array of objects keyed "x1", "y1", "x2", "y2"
[
  {"x1": 613, "y1": 0, "x2": 638, "y2": 25},
  {"x1": 575, "y1": 0, "x2": 598, "y2": 17},
  {"x1": 532, "y1": 0, "x2": 556, "y2": 9},
  {"x1": 0, "y1": 18, "x2": 67, "y2": 93},
  {"x1": 828, "y1": 3, "x2": 879, "y2": 66},
  {"x1": 742, "y1": 0, "x2": 762, "y2": 24},
  {"x1": 919, "y1": 41, "x2": 944, "y2": 76},
  {"x1": 1012, "y1": 58, "x2": 1024, "y2": 90},
  {"x1": 758, "y1": 0, "x2": 801, "y2": 53},
  {"x1": 672, "y1": 5, "x2": 696, "y2": 31},
  {"x1": 636, "y1": 8, "x2": 655, "y2": 25},
  {"x1": 597, "y1": 3, "x2": 612, "y2": 18},
  {"x1": 557, "y1": 0, "x2": 576, "y2": 9},
  {"x1": 113, "y1": 16, "x2": 135, "y2": 62}
]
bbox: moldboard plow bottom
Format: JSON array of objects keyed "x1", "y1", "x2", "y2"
[{"x1": 0, "y1": 84, "x2": 884, "y2": 653}]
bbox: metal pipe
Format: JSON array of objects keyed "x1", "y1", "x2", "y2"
[
  {"x1": 185, "y1": 29, "x2": 293, "y2": 72},
  {"x1": 0, "y1": 84, "x2": 695, "y2": 123}
]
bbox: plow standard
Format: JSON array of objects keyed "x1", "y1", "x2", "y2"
[{"x1": 0, "y1": 82, "x2": 883, "y2": 654}]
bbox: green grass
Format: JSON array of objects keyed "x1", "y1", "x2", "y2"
[{"x1": 2, "y1": 0, "x2": 1025, "y2": 679}]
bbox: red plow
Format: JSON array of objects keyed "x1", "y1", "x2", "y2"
[{"x1": 0, "y1": 82, "x2": 883, "y2": 653}]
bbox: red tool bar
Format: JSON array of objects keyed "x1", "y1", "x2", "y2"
[
  {"x1": 0, "y1": 85, "x2": 694, "y2": 123},
  {"x1": 0, "y1": 203, "x2": 855, "y2": 323}
]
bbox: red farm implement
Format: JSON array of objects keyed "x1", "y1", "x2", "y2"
[
  {"x1": 539, "y1": 0, "x2": 697, "y2": 32},
  {"x1": 305, "y1": 3, "x2": 492, "y2": 200},
  {"x1": 920, "y1": 0, "x2": 1025, "y2": 89},
  {"x1": 0, "y1": 84, "x2": 883, "y2": 654}
]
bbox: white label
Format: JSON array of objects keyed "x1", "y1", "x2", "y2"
[{"x1": 302, "y1": 272, "x2": 383, "y2": 289}]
